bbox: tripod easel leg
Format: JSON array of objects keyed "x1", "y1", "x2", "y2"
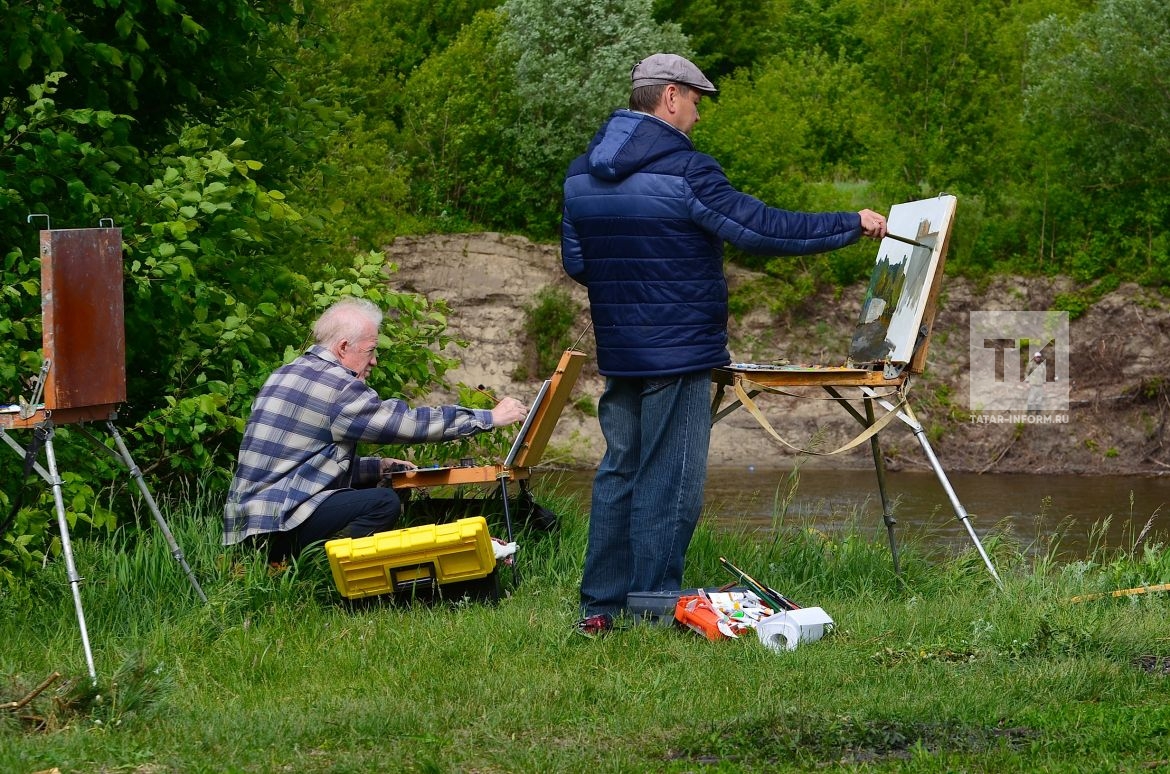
[
  {"x1": 910, "y1": 423, "x2": 1002, "y2": 587},
  {"x1": 497, "y1": 477, "x2": 521, "y2": 587},
  {"x1": 43, "y1": 429, "x2": 98, "y2": 682},
  {"x1": 824, "y1": 386, "x2": 905, "y2": 579},
  {"x1": 105, "y1": 422, "x2": 207, "y2": 603},
  {"x1": 865, "y1": 398, "x2": 902, "y2": 578},
  {"x1": 861, "y1": 388, "x2": 1003, "y2": 587}
]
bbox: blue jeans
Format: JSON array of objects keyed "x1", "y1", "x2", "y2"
[{"x1": 580, "y1": 372, "x2": 712, "y2": 617}]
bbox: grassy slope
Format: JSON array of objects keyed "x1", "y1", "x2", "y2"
[{"x1": 2, "y1": 482, "x2": 1169, "y2": 773}]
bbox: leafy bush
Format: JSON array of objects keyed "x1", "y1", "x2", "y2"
[
  {"x1": 1023, "y1": 0, "x2": 1170, "y2": 284},
  {"x1": 522, "y1": 286, "x2": 582, "y2": 375},
  {"x1": 500, "y1": 0, "x2": 689, "y2": 237},
  {"x1": 399, "y1": 10, "x2": 525, "y2": 231},
  {"x1": 0, "y1": 0, "x2": 304, "y2": 151}
]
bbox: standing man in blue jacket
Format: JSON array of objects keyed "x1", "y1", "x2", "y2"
[{"x1": 561, "y1": 53, "x2": 889, "y2": 636}]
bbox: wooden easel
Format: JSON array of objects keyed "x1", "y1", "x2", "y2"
[
  {"x1": 389, "y1": 349, "x2": 586, "y2": 542},
  {"x1": 0, "y1": 222, "x2": 205, "y2": 682},
  {"x1": 709, "y1": 196, "x2": 1001, "y2": 585}
]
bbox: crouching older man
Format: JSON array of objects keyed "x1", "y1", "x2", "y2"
[{"x1": 223, "y1": 297, "x2": 527, "y2": 561}]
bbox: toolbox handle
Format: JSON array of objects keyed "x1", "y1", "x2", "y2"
[{"x1": 390, "y1": 562, "x2": 438, "y2": 594}]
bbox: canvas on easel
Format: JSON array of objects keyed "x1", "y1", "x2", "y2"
[
  {"x1": 390, "y1": 349, "x2": 585, "y2": 491},
  {"x1": 2, "y1": 228, "x2": 127, "y2": 427},
  {"x1": 728, "y1": 195, "x2": 957, "y2": 382},
  {"x1": 504, "y1": 378, "x2": 551, "y2": 468},
  {"x1": 389, "y1": 349, "x2": 585, "y2": 542},
  {"x1": 506, "y1": 349, "x2": 585, "y2": 470},
  {"x1": 849, "y1": 195, "x2": 957, "y2": 372},
  {"x1": 41, "y1": 227, "x2": 127, "y2": 411}
]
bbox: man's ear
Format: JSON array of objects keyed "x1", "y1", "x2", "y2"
[{"x1": 663, "y1": 84, "x2": 679, "y2": 112}]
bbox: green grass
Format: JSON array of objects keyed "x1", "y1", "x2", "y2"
[{"x1": 3, "y1": 481, "x2": 1170, "y2": 773}]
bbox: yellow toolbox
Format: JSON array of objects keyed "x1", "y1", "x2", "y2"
[{"x1": 325, "y1": 517, "x2": 496, "y2": 600}]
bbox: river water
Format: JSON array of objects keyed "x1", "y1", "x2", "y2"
[{"x1": 542, "y1": 466, "x2": 1170, "y2": 559}]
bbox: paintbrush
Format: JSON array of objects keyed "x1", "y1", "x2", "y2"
[
  {"x1": 885, "y1": 232, "x2": 931, "y2": 249},
  {"x1": 719, "y1": 556, "x2": 800, "y2": 612},
  {"x1": 470, "y1": 384, "x2": 497, "y2": 402}
]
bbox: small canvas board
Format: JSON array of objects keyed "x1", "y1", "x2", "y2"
[
  {"x1": 387, "y1": 350, "x2": 584, "y2": 486},
  {"x1": 503, "y1": 379, "x2": 551, "y2": 467},
  {"x1": 400, "y1": 381, "x2": 551, "y2": 476}
]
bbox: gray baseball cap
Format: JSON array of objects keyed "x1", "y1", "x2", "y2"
[{"x1": 630, "y1": 53, "x2": 717, "y2": 95}]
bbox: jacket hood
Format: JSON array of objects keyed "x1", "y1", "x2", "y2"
[{"x1": 585, "y1": 109, "x2": 694, "y2": 182}]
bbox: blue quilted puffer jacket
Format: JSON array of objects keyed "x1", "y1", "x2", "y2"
[{"x1": 562, "y1": 109, "x2": 862, "y2": 378}]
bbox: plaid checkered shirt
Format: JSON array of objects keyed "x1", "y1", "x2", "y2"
[{"x1": 222, "y1": 344, "x2": 493, "y2": 545}]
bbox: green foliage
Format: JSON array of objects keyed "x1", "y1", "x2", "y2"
[
  {"x1": 375, "y1": 0, "x2": 694, "y2": 238},
  {"x1": 114, "y1": 134, "x2": 314, "y2": 485},
  {"x1": 265, "y1": 0, "x2": 501, "y2": 253},
  {"x1": 394, "y1": 0, "x2": 690, "y2": 238},
  {"x1": 239, "y1": 0, "x2": 1170, "y2": 292},
  {"x1": 314, "y1": 0, "x2": 501, "y2": 120},
  {"x1": 0, "y1": 0, "x2": 304, "y2": 149},
  {"x1": 574, "y1": 395, "x2": 597, "y2": 417},
  {"x1": 729, "y1": 273, "x2": 816, "y2": 318},
  {"x1": 1026, "y1": 0, "x2": 1170, "y2": 190},
  {"x1": 651, "y1": 0, "x2": 785, "y2": 79},
  {"x1": 696, "y1": 52, "x2": 870, "y2": 205},
  {"x1": 0, "y1": 502, "x2": 50, "y2": 595},
  {"x1": 61, "y1": 652, "x2": 175, "y2": 729},
  {"x1": 499, "y1": 0, "x2": 690, "y2": 237},
  {"x1": 399, "y1": 10, "x2": 526, "y2": 232},
  {"x1": 522, "y1": 286, "x2": 582, "y2": 375},
  {"x1": 290, "y1": 112, "x2": 422, "y2": 255},
  {"x1": 852, "y1": 0, "x2": 1032, "y2": 199},
  {"x1": 1052, "y1": 275, "x2": 1121, "y2": 319},
  {"x1": 1023, "y1": 0, "x2": 1170, "y2": 286}
]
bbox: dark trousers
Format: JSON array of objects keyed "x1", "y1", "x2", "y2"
[{"x1": 267, "y1": 487, "x2": 401, "y2": 562}]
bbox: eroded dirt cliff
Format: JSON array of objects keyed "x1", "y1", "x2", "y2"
[{"x1": 385, "y1": 232, "x2": 1170, "y2": 477}]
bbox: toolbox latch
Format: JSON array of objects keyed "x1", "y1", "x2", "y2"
[{"x1": 390, "y1": 562, "x2": 438, "y2": 594}]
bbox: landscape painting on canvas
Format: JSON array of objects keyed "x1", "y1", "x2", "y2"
[{"x1": 849, "y1": 195, "x2": 957, "y2": 366}]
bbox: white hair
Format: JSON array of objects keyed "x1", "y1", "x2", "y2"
[{"x1": 312, "y1": 297, "x2": 383, "y2": 347}]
